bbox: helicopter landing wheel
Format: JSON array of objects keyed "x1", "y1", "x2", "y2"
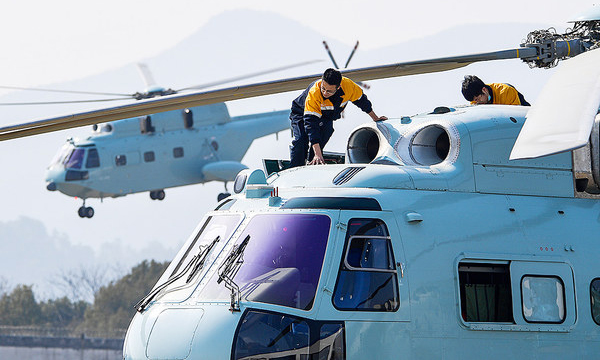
[
  {"x1": 150, "y1": 190, "x2": 165, "y2": 200},
  {"x1": 217, "y1": 192, "x2": 231, "y2": 202},
  {"x1": 78, "y1": 206, "x2": 94, "y2": 218}
]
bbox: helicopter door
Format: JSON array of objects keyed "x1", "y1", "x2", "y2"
[{"x1": 317, "y1": 210, "x2": 410, "y2": 322}]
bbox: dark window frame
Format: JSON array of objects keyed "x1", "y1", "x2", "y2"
[
  {"x1": 458, "y1": 262, "x2": 514, "y2": 323},
  {"x1": 232, "y1": 309, "x2": 345, "y2": 360},
  {"x1": 85, "y1": 148, "x2": 100, "y2": 168},
  {"x1": 591, "y1": 278, "x2": 600, "y2": 326},
  {"x1": 332, "y1": 218, "x2": 399, "y2": 312},
  {"x1": 173, "y1": 147, "x2": 184, "y2": 158},
  {"x1": 115, "y1": 154, "x2": 127, "y2": 166},
  {"x1": 143, "y1": 151, "x2": 155, "y2": 162}
]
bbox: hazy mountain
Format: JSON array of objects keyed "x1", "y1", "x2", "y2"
[
  {"x1": 0, "y1": 217, "x2": 179, "y2": 300},
  {"x1": 0, "y1": 9, "x2": 558, "y2": 299}
]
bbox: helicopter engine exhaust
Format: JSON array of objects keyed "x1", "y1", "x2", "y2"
[
  {"x1": 346, "y1": 121, "x2": 456, "y2": 166},
  {"x1": 347, "y1": 127, "x2": 380, "y2": 164}
]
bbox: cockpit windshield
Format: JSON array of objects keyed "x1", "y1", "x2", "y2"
[
  {"x1": 148, "y1": 214, "x2": 244, "y2": 304},
  {"x1": 64, "y1": 148, "x2": 86, "y2": 169},
  {"x1": 49, "y1": 144, "x2": 72, "y2": 167},
  {"x1": 199, "y1": 214, "x2": 331, "y2": 310},
  {"x1": 50, "y1": 145, "x2": 101, "y2": 170}
]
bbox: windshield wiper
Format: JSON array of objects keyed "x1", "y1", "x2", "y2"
[
  {"x1": 135, "y1": 236, "x2": 220, "y2": 312},
  {"x1": 186, "y1": 236, "x2": 221, "y2": 283},
  {"x1": 218, "y1": 235, "x2": 250, "y2": 312}
]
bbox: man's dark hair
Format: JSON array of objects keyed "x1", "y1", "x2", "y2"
[
  {"x1": 322, "y1": 68, "x2": 342, "y2": 86},
  {"x1": 461, "y1": 75, "x2": 486, "y2": 101}
]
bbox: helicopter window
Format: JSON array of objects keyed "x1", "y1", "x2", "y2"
[
  {"x1": 232, "y1": 309, "x2": 345, "y2": 360},
  {"x1": 458, "y1": 263, "x2": 513, "y2": 323},
  {"x1": 170, "y1": 215, "x2": 242, "y2": 277},
  {"x1": 173, "y1": 147, "x2": 184, "y2": 158},
  {"x1": 143, "y1": 151, "x2": 155, "y2": 162},
  {"x1": 65, "y1": 170, "x2": 89, "y2": 181},
  {"x1": 333, "y1": 218, "x2": 399, "y2": 312},
  {"x1": 50, "y1": 144, "x2": 72, "y2": 166},
  {"x1": 115, "y1": 155, "x2": 127, "y2": 166},
  {"x1": 85, "y1": 148, "x2": 100, "y2": 168},
  {"x1": 152, "y1": 214, "x2": 244, "y2": 303},
  {"x1": 64, "y1": 148, "x2": 85, "y2": 169},
  {"x1": 521, "y1": 275, "x2": 565, "y2": 324},
  {"x1": 199, "y1": 214, "x2": 331, "y2": 310},
  {"x1": 591, "y1": 279, "x2": 600, "y2": 325}
]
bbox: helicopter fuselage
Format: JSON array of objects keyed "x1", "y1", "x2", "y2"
[
  {"x1": 123, "y1": 105, "x2": 600, "y2": 359},
  {"x1": 44, "y1": 103, "x2": 290, "y2": 200}
]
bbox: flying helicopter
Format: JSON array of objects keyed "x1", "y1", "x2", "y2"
[
  {"x1": 1, "y1": 61, "x2": 319, "y2": 218},
  {"x1": 2, "y1": 6, "x2": 600, "y2": 359}
]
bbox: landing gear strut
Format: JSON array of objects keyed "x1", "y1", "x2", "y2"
[
  {"x1": 150, "y1": 190, "x2": 165, "y2": 200},
  {"x1": 218, "y1": 182, "x2": 230, "y2": 202},
  {"x1": 77, "y1": 200, "x2": 94, "y2": 218}
]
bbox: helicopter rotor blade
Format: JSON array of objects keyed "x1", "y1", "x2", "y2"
[
  {"x1": 0, "y1": 85, "x2": 132, "y2": 97},
  {"x1": 136, "y1": 63, "x2": 157, "y2": 89},
  {"x1": 0, "y1": 47, "x2": 538, "y2": 141},
  {"x1": 322, "y1": 41, "x2": 340, "y2": 69},
  {"x1": 0, "y1": 98, "x2": 137, "y2": 106},
  {"x1": 344, "y1": 41, "x2": 360, "y2": 69},
  {"x1": 510, "y1": 48, "x2": 600, "y2": 160},
  {"x1": 176, "y1": 59, "x2": 322, "y2": 92}
]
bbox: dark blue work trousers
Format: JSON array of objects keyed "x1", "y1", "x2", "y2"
[{"x1": 290, "y1": 119, "x2": 334, "y2": 168}]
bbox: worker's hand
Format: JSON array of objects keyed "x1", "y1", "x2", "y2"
[
  {"x1": 309, "y1": 154, "x2": 325, "y2": 165},
  {"x1": 374, "y1": 115, "x2": 388, "y2": 122}
]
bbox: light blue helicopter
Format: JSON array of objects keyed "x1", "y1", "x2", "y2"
[
  {"x1": 44, "y1": 102, "x2": 289, "y2": 218},
  {"x1": 2, "y1": 8, "x2": 600, "y2": 359},
  {"x1": 3, "y1": 62, "x2": 319, "y2": 218}
]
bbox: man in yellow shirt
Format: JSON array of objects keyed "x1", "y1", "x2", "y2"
[
  {"x1": 461, "y1": 75, "x2": 530, "y2": 106},
  {"x1": 289, "y1": 68, "x2": 387, "y2": 167}
]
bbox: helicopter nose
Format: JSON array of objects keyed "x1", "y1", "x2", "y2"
[
  {"x1": 124, "y1": 304, "x2": 240, "y2": 359},
  {"x1": 46, "y1": 182, "x2": 57, "y2": 191}
]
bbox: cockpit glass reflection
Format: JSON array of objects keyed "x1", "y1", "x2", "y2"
[
  {"x1": 64, "y1": 148, "x2": 86, "y2": 169},
  {"x1": 49, "y1": 144, "x2": 72, "y2": 167},
  {"x1": 200, "y1": 214, "x2": 331, "y2": 310}
]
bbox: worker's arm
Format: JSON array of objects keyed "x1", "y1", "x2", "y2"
[
  {"x1": 309, "y1": 143, "x2": 325, "y2": 165},
  {"x1": 368, "y1": 110, "x2": 387, "y2": 122}
]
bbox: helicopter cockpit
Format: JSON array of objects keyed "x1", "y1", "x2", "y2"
[
  {"x1": 46, "y1": 141, "x2": 102, "y2": 209},
  {"x1": 48, "y1": 141, "x2": 100, "y2": 171},
  {"x1": 126, "y1": 194, "x2": 404, "y2": 360},
  {"x1": 140, "y1": 213, "x2": 331, "y2": 312}
]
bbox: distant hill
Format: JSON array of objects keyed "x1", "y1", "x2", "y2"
[{"x1": 0, "y1": 217, "x2": 178, "y2": 300}]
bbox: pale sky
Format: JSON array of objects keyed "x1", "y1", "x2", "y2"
[{"x1": 0, "y1": 0, "x2": 595, "y2": 93}]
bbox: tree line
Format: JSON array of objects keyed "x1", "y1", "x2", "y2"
[{"x1": 0, "y1": 260, "x2": 168, "y2": 336}]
